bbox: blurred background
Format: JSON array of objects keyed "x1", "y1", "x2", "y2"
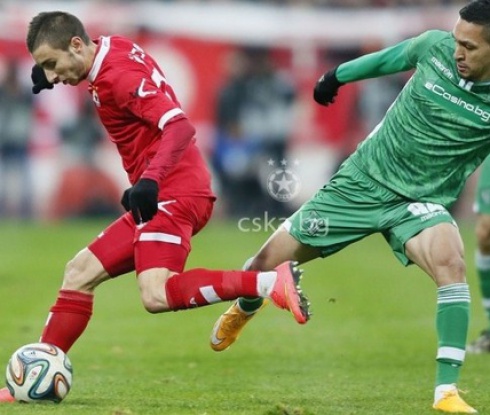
[{"x1": 0, "y1": 0, "x2": 476, "y2": 224}]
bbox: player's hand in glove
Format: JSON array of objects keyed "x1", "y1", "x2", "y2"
[
  {"x1": 120, "y1": 187, "x2": 132, "y2": 212},
  {"x1": 128, "y1": 178, "x2": 159, "y2": 224},
  {"x1": 31, "y1": 65, "x2": 54, "y2": 94},
  {"x1": 313, "y1": 67, "x2": 344, "y2": 106}
]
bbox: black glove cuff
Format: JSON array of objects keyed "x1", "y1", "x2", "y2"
[
  {"x1": 313, "y1": 65, "x2": 345, "y2": 106},
  {"x1": 137, "y1": 178, "x2": 158, "y2": 192},
  {"x1": 320, "y1": 67, "x2": 344, "y2": 88}
]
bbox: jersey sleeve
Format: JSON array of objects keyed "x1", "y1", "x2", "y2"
[
  {"x1": 336, "y1": 30, "x2": 448, "y2": 83},
  {"x1": 112, "y1": 65, "x2": 186, "y2": 130},
  {"x1": 140, "y1": 118, "x2": 196, "y2": 183},
  {"x1": 110, "y1": 59, "x2": 192, "y2": 182},
  {"x1": 404, "y1": 30, "x2": 449, "y2": 65}
]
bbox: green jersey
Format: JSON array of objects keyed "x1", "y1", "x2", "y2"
[{"x1": 337, "y1": 30, "x2": 490, "y2": 207}]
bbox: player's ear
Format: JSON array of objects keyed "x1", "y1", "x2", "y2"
[{"x1": 70, "y1": 36, "x2": 84, "y2": 53}]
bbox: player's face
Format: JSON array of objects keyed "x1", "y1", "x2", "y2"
[
  {"x1": 453, "y1": 18, "x2": 490, "y2": 81},
  {"x1": 32, "y1": 37, "x2": 88, "y2": 86}
]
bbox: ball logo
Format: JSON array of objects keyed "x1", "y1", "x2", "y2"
[
  {"x1": 6, "y1": 343, "x2": 73, "y2": 403},
  {"x1": 266, "y1": 159, "x2": 301, "y2": 203}
]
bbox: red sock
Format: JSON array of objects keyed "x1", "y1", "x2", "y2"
[
  {"x1": 40, "y1": 289, "x2": 93, "y2": 353},
  {"x1": 165, "y1": 269, "x2": 259, "y2": 309}
]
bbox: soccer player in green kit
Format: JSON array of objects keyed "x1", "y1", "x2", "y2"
[
  {"x1": 210, "y1": 0, "x2": 490, "y2": 412},
  {"x1": 468, "y1": 155, "x2": 490, "y2": 354}
]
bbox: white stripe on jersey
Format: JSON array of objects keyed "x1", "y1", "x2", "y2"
[{"x1": 158, "y1": 108, "x2": 184, "y2": 130}]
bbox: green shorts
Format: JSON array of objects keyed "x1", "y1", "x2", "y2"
[
  {"x1": 286, "y1": 162, "x2": 456, "y2": 266},
  {"x1": 475, "y1": 155, "x2": 490, "y2": 214}
]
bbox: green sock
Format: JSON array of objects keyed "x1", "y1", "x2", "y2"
[
  {"x1": 435, "y1": 283, "x2": 470, "y2": 386},
  {"x1": 476, "y1": 251, "x2": 490, "y2": 328},
  {"x1": 238, "y1": 297, "x2": 264, "y2": 313},
  {"x1": 237, "y1": 257, "x2": 264, "y2": 313}
]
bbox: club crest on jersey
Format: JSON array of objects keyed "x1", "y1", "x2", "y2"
[{"x1": 90, "y1": 86, "x2": 101, "y2": 107}]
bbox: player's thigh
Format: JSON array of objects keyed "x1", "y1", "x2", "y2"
[
  {"x1": 404, "y1": 222, "x2": 465, "y2": 286},
  {"x1": 88, "y1": 214, "x2": 136, "y2": 277},
  {"x1": 250, "y1": 225, "x2": 321, "y2": 270},
  {"x1": 252, "y1": 209, "x2": 378, "y2": 270},
  {"x1": 134, "y1": 196, "x2": 213, "y2": 274},
  {"x1": 284, "y1": 167, "x2": 386, "y2": 260},
  {"x1": 382, "y1": 202, "x2": 462, "y2": 276}
]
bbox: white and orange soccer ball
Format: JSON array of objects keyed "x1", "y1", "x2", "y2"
[{"x1": 5, "y1": 342, "x2": 73, "y2": 403}]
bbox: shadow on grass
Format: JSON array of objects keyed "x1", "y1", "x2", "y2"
[{"x1": 265, "y1": 403, "x2": 316, "y2": 415}]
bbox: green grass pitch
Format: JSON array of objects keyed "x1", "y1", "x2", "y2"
[{"x1": 0, "y1": 219, "x2": 488, "y2": 415}]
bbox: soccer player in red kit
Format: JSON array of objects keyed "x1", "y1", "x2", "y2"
[{"x1": 0, "y1": 11, "x2": 310, "y2": 402}]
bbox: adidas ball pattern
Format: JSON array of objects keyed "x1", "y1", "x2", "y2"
[{"x1": 5, "y1": 342, "x2": 73, "y2": 403}]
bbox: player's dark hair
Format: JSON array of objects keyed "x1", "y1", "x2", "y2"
[
  {"x1": 26, "y1": 11, "x2": 90, "y2": 53},
  {"x1": 460, "y1": 0, "x2": 490, "y2": 42}
]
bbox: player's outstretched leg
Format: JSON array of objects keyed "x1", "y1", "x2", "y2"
[
  {"x1": 210, "y1": 261, "x2": 310, "y2": 352},
  {"x1": 433, "y1": 386, "x2": 477, "y2": 413}
]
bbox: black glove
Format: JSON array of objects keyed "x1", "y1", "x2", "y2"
[
  {"x1": 120, "y1": 187, "x2": 132, "y2": 212},
  {"x1": 128, "y1": 179, "x2": 159, "y2": 223},
  {"x1": 313, "y1": 67, "x2": 344, "y2": 106},
  {"x1": 31, "y1": 65, "x2": 54, "y2": 94}
]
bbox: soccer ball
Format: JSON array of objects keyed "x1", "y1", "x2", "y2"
[{"x1": 5, "y1": 342, "x2": 73, "y2": 403}]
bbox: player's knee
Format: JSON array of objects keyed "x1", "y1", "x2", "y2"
[
  {"x1": 63, "y1": 257, "x2": 90, "y2": 290},
  {"x1": 140, "y1": 288, "x2": 169, "y2": 313},
  {"x1": 138, "y1": 270, "x2": 171, "y2": 313},
  {"x1": 435, "y1": 254, "x2": 466, "y2": 284},
  {"x1": 62, "y1": 249, "x2": 108, "y2": 292}
]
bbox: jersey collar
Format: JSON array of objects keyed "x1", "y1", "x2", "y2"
[{"x1": 87, "y1": 36, "x2": 111, "y2": 83}]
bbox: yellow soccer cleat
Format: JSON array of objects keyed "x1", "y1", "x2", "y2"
[
  {"x1": 433, "y1": 390, "x2": 477, "y2": 414},
  {"x1": 210, "y1": 261, "x2": 311, "y2": 352},
  {"x1": 210, "y1": 300, "x2": 267, "y2": 352}
]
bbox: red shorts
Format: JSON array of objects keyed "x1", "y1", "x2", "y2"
[{"x1": 88, "y1": 196, "x2": 214, "y2": 276}]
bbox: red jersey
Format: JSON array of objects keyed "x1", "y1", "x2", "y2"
[{"x1": 86, "y1": 36, "x2": 214, "y2": 198}]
